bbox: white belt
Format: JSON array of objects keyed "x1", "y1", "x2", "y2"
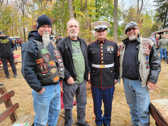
[{"x1": 91, "y1": 63, "x2": 114, "y2": 68}]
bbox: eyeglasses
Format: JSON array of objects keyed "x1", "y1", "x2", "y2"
[
  {"x1": 126, "y1": 27, "x2": 137, "y2": 32},
  {"x1": 95, "y1": 28, "x2": 107, "y2": 32}
]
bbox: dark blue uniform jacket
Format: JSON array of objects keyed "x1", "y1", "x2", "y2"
[{"x1": 88, "y1": 40, "x2": 119, "y2": 89}]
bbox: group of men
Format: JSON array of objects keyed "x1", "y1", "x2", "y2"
[{"x1": 21, "y1": 15, "x2": 161, "y2": 126}]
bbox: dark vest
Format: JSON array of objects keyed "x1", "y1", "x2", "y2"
[{"x1": 34, "y1": 40, "x2": 64, "y2": 85}]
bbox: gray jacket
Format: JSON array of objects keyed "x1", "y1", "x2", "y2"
[{"x1": 119, "y1": 37, "x2": 161, "y2": 86}]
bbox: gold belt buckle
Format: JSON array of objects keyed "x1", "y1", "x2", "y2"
[{"x1": 100, "y1": 65, "x2": 105, "y2": 68}]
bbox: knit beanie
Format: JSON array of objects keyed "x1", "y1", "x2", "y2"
[{"x1": 36, "y1": 15, "x2": 52, "y2": 30}]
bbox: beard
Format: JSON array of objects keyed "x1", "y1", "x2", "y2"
[
  {"x1": 129, "y1": 35, "x2": 137, "y2": 41},
  {"x1": 69, "y1": 31, "x2": 78, "y2": 38},
  {"x1": 42, "y1": 32, "x2": 50, "y2": 48}
]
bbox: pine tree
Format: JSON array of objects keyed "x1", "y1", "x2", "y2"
[{"x1": 154, "y1": 0, "x2": 168, "y2": 28}]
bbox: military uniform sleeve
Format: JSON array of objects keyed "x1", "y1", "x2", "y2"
[
  {"x1": 21, "y1": 41, "x2": 43, "y2": 92},
  {"x1": 148, "y1": 46, "x2": 161, "y2": 84}
]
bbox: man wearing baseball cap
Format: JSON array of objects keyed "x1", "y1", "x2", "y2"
[
  {"x1": 88, "y1": 21, "x2": 119, "y2": 126},
  {"x1": 22, "y1": 15, "x2": 64, "y2": 126},
  {"x1": 119, "y1": 21, "x2": 161, "y2": 126}
]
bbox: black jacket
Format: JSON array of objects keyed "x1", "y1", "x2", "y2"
[
  {"x1": 122, "y1": 38, "x2": 161, "y2": 84},
  {"x1": 57, "y1": 37, "x2": 89, "y2": 81},
  {"x1": 0, "y1": 36, "x2": 14, "y2": 58},
  {"x1": 88, "y1": 40, "x2": 119, "y2": 89},
  {"x1": 21, "y1": 31, "x2": 60, "y2": 92}
]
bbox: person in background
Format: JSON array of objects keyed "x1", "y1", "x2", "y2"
[
  {"x1": 158, "y1": 34, "x2": 168, "y2": 61},
  {"x1": 119, "y1": 22, "x2": 161, "y2": 126},
  {"x1": 155, "y1": 34, "x2": 160, "y2": 51},
  {"x1": 88, "y1": 21, "x2": 119, "y2": 126},
  {"x1": 149, "y1": 33, "x2": 157, "y2": 44},
  {"x1": 13, "y1": 37, "x2": 17, "y2": 50},
  {"x1": 57, "y1": 18, "x2": 90, "y2": 126},
  {"x1": 51, "y1": 35, "x2": 56, "y2": 44},
  {"x1": 0, "y1": 32, "x2": 18, "y2": 79},
  {"x1": 16, "y1": 37, "x2": 21, "y2": 49},
  {"x1": 56, "y1": 34, "x2": 63, "y2": 44},
  {"x1": 21, "y1": 15, "x2": 64, "y2": 126},
  {"x1": 149, "y1": 33, "x2": 157, "y2": 49},
  {"x1": 19, "y1": 38, "x2": 23, "y2": 48}
]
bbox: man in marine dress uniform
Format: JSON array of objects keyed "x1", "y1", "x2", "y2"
[{"x1": 88, "y1": 21, "x2": 119, "y2": 126}]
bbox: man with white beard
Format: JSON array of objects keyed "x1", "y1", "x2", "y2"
[
  {"x1": 57, "y1": 18, "x2": 90, "y2": 126},
  {"x1": 21, "y1": 15, "x2": 64, "y2": 126},
  {"x1": 119, "y1": 22, "x2": 161, "y2": 126}
]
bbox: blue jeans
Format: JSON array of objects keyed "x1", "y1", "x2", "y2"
[
  {"x1": 91, "y1": 86, "x2": 115, "y2": 125},
  {"x1": 159, "y1": 48, "x2": 167, "y2": 60},
  {"x1": 32, "y1": 84, "x2": 61, "y2": 126},
  {"x1": 123, "y1": 78, "x2": 150, "y2": 126}
]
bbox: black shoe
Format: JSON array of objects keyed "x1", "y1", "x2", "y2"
[
  {"x1": 104, "y1": 124, "x2": 110, "y2": 126},
  {"x1": 14, "y1": 74, "x2": 18, "y2": 78},
  {"x1": 77, "y1": 122, "x2": 90, "y2": 126},
  {"x1": 5, "y1": 76, "x2": 9, "y2": 79}
]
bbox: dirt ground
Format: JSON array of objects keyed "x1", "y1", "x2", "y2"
[{"x1": 0, "y1": 49, "x2": 168, "y2": 126}]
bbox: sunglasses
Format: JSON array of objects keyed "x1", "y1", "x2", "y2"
[
  {"x1": 126, "y1": 27, "x2": 137, "y2": 32},
  {"x1": 95, "y1": 28, "x2": 107, "y2": 32}
]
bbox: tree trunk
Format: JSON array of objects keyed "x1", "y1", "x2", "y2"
[
  {"x1": 136, "y1": 0, "x2": 143, "y2": 23},
  {"x1": 84, "y1": 0, "x2": 88, "y2": 29},
  {"x1": 95, "y1": 0, "x2": 98, "y2": 18},
  {"x1": 113, "y1": 0, "x2": 118, "y2": 42},
  {"x1": 85, "y1": 0, "x2": 87, "y2": 15},
  {"x1": 67, "y1": 0, "x2": 74, "y2": 18},
  {"x1": 0, "y1": 0, "x2": 4, "y2": 5},
  {"x1": 20, "y1": 0, "x2": 27, "y2": 42},
  {"x1": 81, "y1": 0, "x2": 83, "y2": 11}
]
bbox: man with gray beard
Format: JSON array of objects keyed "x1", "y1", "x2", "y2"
[
  {"x1": 22, "y1": 15, "x2": 64, "y2": 126},
  {"x1": 57, "y1": 18, "x2": 89, "y2": 126},
  {"x1": 119, "y1": 22, "x2": 161, "y2": 126}
]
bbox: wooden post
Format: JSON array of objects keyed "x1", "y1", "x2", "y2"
[{"x1": 0, "y1": 84, "x2": 18, "y2": 123}]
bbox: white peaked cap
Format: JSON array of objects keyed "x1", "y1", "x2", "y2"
[{"x1": 92, "y1": 21, "x2": 111, "y2": 30}]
